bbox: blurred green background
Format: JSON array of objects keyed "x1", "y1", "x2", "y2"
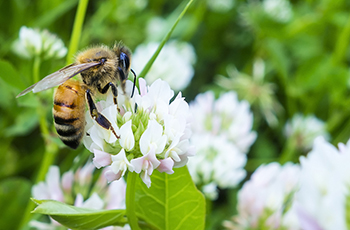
[{"x1": 1, "y1": 0, "x2": 350, "y2": 229}]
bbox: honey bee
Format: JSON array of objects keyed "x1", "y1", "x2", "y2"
[{"x1": 17, "y1": 43, "x2": 136, "y2": 149}]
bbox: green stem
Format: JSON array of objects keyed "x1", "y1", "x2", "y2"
[
  {"x1": 20, "y1": 56, "x2": 59, "y2": 229},
  {"x1": 33, "y1": 55, "x2": 41, "y2": 83},
  {"x1": 126, "y1": 172, "x2": 141, "y2": 230},
  {"x1": 32, "y1": 55, "x2": 58, "y2": 183},
  {"x1": 279, "y1": 139, "x2": 298, "y2": 164},
  {"x1": 137, "y1": 0, "x2": 194, "y2": 82},
  {"x1": 66, "y1": 0, "x2": 89, "y2": 64}
]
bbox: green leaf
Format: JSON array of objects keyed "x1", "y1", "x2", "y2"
[
  {"x1": 32, "y1": 199, "x2": 128, "y2": 229},
  {"x1": 264, "y1": 39, "x2": 289, "y2": 83},
  {"x1": 33, "y1": 0, "x2": 79, "y2": 28},
  {"x1": 0, "y1": 178, "x2": 31, "y2": 230},
  {"x1": 5, "y1": 108, "x2": 39, "y2": 137},
  {"x1": 0, "y1": 59, "x2": 25, "y2": 90},
  {"x1": 135, "y1": 166, "x2": 206, "y2": 230}
]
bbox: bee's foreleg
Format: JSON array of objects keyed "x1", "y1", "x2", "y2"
[
  {"x1": 86, "y1": 89, "x2": 120, "y2": 139},
  {"x1": 99, "y1": 82, "x2": 119, "y2": 105}
]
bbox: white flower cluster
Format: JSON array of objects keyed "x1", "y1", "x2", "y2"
[
  {"x1": 187, "y1": 91, "x2": 256, "y2": 199},
  {"x1": 284, "y1": 114, "x2": 329, "y2": 151},
  {"x1": 224, "y1": 162, "x2": 300, "y2": 230},
  {"x1": 31, "y1": 164, "x2": 126, "y2": 229},
  {"x1": 190, "y1": 91, "x2": 256, "y2": 152},
  {"x1": 12, "y1": 26, "x2": 67, "y2": 60},
  {"x1": 226, "y1": 137, "x2": 350, "y2": 230},
  {"x1": 294, "y1": 137, "x2": 350, "y2": 230},
  {"x1": 84, "y1": 78, "x2": 194, "y2": 188},
  {"x1": 132, "y1": 40, "x2": 196, "y2": 91},
  {"x1": 206, "y1": 0, "x2": 235, "y2": 13},
  {"x1": 262, "y1": 0, "x2": 293, "y2": 23}
]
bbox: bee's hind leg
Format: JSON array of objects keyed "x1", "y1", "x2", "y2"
[{"x1": 86, "y1": 89, "x2": 119, "y2": 139}]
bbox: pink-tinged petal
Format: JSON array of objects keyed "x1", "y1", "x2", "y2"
[
  {"x1": 81, "y1": 193, "x2": 104, "y2": 210},
  {"x1": 173, "y1": 152, "x2": 190, "y2": 168},
  {"x1": 76, "y1": 162, "x2": 95, "y2": 186},
  {"x1": 74, "y1": 193, "x2": 84, "y2": 207},
  {"x1": 46, "y1": 166, "x2": 64, "y2": 202},
  {"x1": 130, "y1": 157, "x2": 144, "y2": 173},
  {"x1": 130, "y1": 148, "x2": 160, "y2": 188},
  {"x1": 93, "y1": 149, "x2": 112, "y2": 168},
  {"x1": 104, "y1": 166, "x2": 122, "y2": 182},
  {"x1": 31, "y1": 182, "x2": 49, "y2": 200},
  {"x1": 141, "y1": 171, "x2": 152, "y2": 188},
  {"x1": 139, "y1": 78, "x2": 148, "y2": 96},
  {"x1": 110, "y1": 149, "x2": 134, "y2": 177},
  {"x1": 106, "y1": 180, "x2": 126, "y2": 210},
  {"x1": 157, "y1": 158, "x2": 174, "y2": 174},
  {"x1": 296, "y1": 206, "x2": 324, "y2": 230},
  {"x1": 61, "y1": 170, "x2": 74, "y2": 194},
  {"x1": 144, "y1": 161, "x2": 154, "y2": 176},
  {"x1": 132, "y1": 148, "x2": 161, "y2": 171},
  {"x1": 147, "y1": 149, "x2": 161, "y2": 169}
]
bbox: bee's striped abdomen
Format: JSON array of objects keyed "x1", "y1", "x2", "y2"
[{"x1": 53, "y1": 80, "x2": 86, "y2": 149}]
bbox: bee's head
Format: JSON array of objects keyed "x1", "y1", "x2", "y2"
[{"x1": 76, "y1": 46, "x2": 117, "y2": 75}]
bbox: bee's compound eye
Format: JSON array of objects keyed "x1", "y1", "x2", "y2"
[{"x1": 120, "y1": 52, "x2": 130, "y2": 70}]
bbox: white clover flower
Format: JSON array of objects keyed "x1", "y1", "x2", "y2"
[
  {"x1": 293, "y1": 137, "x2": 350, "y2": 230},
  {"x1": 187, "y1": 134, "x2": 247, "y2": 199},
  {"x1": 284, "y1": 114, "x2": 330, "y2": 151},
  {"x1": 132, "y1": 40, "x2": 196, "y2": 91},
  {"x1": 224, "y1": 162, "x2": 300, "y2": 230},
  {"x1": 188, "y1": 91, "x2": 256, "y2": 199},
  {"x1": 190, "y1": 91, "x2": 256, "y2": 153},
  {"x1": 85, "y1": 78, "x2": 194, "y2": 188},
  {"x1": 32, "y1": 166, "x2": 64, "y2": 202},
  {"x1": 262, "y1": 0, "x2": 293, "y2": 23},
  {"x1": 206, "y1": 0, "x2": 235, "y2": 13},
  {"x1": 30, "y1": 163, "x2": 126, "y2": 229},
  {"x1": 146, "y1": 17, "x2": 169, "y2": 41},
  {"x1": 12, "y1": 26, "x2": 67, "y2": 60}
]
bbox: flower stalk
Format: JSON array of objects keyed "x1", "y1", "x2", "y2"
[
  {"x1": 137, "y1": 0, "x2": 194, "y2": 81},
  {"x1": 20, "y1": 55, "x2": 59, "y2": 229},
  {"x1": 126, "y1": 172, "x2": 141, "y2": 230},
  {"x1": 66, "y1": 0, "x2": 89, "y2": 63}
]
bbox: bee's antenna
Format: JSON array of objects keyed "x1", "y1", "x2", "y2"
[{"x1": 130, "y1": 69, "x2": 137, "y2": 98}]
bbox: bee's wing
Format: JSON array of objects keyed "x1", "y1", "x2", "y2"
[{"x1": 16, "y1": 62, "x2": 101, "y2": 98}]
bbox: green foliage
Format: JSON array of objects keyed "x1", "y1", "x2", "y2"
[
  {"x1": 0, "y1": 178, "x2": 31, "y2": 229},
  {"x1": 135, "y1": 167, "x2": 206, "y2": 230},
  {"x1": 32, "y1": 199, "x2": 128, "y2": 229},
  {"x1": 32, "y1": 167, "x2": 205, "y2": 229}
]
